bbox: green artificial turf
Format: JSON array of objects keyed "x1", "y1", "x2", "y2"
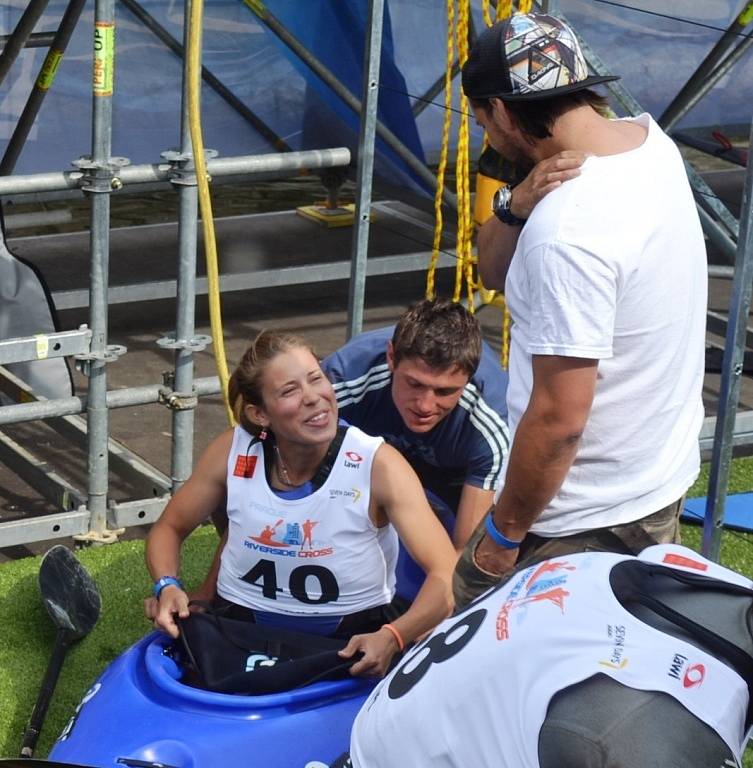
[
  {"x1": 0, "y1": 525, "x2": 219, "y2": 758},
  {"x1": 684, "y1": 456, "x2": 753, "y2": 577},
  {"x1": 0, "y1": 458, "x2": 752, "y2": 761}
]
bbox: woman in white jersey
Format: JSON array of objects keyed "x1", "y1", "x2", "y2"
[{"x1": 146, "y1": 331, "x2": 455, "y2": 677}]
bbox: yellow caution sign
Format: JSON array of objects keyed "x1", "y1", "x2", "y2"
[{"x1": 93, "y1": 22, "x2": 114, "y2": 96}]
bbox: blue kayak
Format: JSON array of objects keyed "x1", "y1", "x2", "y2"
[
  {"x1": 47, "y1": 524, "x2": 444, "y2": 768},
  {"x1": 49, "y1": 631, "x2": 372, "y2": 768}
]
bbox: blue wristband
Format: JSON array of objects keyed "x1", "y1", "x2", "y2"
[
  {"x1": 153, "y1": 576, "x2": 183, "y2": 599},
  {"x1": 484, "y1": 513, "x2": 523, "y2": 550}
]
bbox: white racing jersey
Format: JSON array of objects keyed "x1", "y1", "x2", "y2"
[
  {"x1": 217, "y1": 425, "x2": 398, "y2": 616},
  {"x1": 351, "y1": 545, "x2": 752, "y2": 767}
]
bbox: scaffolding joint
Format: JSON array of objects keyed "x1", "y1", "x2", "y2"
[
  {"x1": 73, "y1": 155, "x2": 130, "y2": 194},
  {"x1": 74, "y1": 344, "x2": 127, "y2": 376},
  {"x1": 156, "y1": 333, "x2": 210, "y2": 352},
  {"x1": 162, "y1": 148, "x2": 218, "y2": 186},
  {"x1": 73, "y1": 507, "x2": 125, "y2": 545},
  {"x1": 158, "y1": 385, "x2": 198, "y2": 412}
]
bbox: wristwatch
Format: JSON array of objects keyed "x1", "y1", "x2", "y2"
[{"x1": 492, "y1": 185, "x2": 527, "y2": 226}]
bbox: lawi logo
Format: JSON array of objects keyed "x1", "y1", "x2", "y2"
[
  {"x1": 344, "y1": 451, "x2": 363, "y2": 468},
  {"x1": 683, "y1": 663, "x2": 705, "y2": 688}
]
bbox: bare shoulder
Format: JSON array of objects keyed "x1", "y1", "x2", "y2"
[
  {"x1": 194, "y1": 428, "x2": 235, "y2": 479},
  {"x1": 372, "y1": 441, "x2": 411, "y2": 475},
  {"x1": 370, "y1": 442, "x2": 422, "y2": 505}
]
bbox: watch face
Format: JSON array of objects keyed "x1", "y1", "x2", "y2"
[
  {"x1": 492, "y1": 185, "x2": 511, "y2": 213},
  {"x1": 491, "y1": 184, "x2": 526, "y2": 225}
]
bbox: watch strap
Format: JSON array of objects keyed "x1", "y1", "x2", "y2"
[{"x1": 493, "y1": 185, "x2": 527, "y2": 226}]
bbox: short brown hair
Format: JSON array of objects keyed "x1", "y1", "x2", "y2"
[
  {"x1": 471, "y1": 88, "x2": 609, "y2": 142},
  {"x1": 228, "y1": 330, "x2": 315, "y2": 436},
  {"x1": 391, "y1": 299, "x2": 481, "y2": 377}
]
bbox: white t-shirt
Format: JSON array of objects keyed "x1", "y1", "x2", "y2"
[
  {"x1": 351, "y1": 545, "x2": 751, "y2": 768},
  {"x1": 504, "y1": 113, "x2": 706, "y2": 535},
  {"x1": 217, "y1": 425, "x2": 398, "y2": 615}
]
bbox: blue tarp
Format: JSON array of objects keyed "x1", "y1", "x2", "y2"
[
  {"x1": 0, "y1": 0, "x2": 750, "y2": 181},
  {"x1": 683, "y1": 494, "x2": 753, "y2": 532}
]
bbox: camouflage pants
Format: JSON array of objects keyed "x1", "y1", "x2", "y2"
[{"x1": 453, "y1": 497, "x2": 684, "y2": 609}]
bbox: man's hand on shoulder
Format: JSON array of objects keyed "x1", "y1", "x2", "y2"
[
  {"x1": 478, "y1": 151, "x2": 587, "y2": 290},
  {"x1": 512, "y1": 151, "x2": 588, "y2": 219}
]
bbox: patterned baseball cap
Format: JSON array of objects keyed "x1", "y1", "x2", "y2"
[{"x1": 462, "y1": 13, "x2": 619, "y2": 101}]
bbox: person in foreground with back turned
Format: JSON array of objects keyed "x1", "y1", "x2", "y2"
[
  {"x1": 145, "y1": 331, "x2": 455, "y2": 678},
  {"x1": 347, "y1": 544, "x2": 753, "y2": 767}
]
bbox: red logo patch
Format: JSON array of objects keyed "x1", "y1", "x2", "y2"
[
  {"x1": 683, "y1": 663, "x2": 705, "y2": 688},
  {"x1": 233, "y1": 455, "x2": 257, "y2": 478},
  {"x1": 345, "y1": 451, "x2": 363, "y2": 463},
  {"x1": 662, "y1": 553, "x2": 708, "y2": 572}
]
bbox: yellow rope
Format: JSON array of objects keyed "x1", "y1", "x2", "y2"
[
  {"x1": 470, "y1": 0, "x2": 519, "y2": 368},
  {"x1": 494, "y1": 2, "x2": 520, "y2": 367},
  {"x1": 188, "y1": 0, "x2": 234, "y2": 424},
  {"x1": 426, "y1": 0, "x2": 456, "y2": 300},
  {"x1": 453, "y1": 0, "x2": 470, "y2": 305},
  {"x1": 498, "y1": 0, "x2": 513, "y2": 19},
  {"x1": 428, "y1": 0, "x2": 528, "y2": 364},
  {"x1": 501, "y1": 293, "x2": 511, "y2": 367},
  {"x1": 482, "y1": 0, "x2": 493, "y2": 27}
]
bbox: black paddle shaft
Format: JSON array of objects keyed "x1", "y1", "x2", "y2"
[{"x1": 20, "y1": 628, "x2": 70, "y2": 757}]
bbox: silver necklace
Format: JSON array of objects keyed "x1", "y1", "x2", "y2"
[{"x1": 273, "y1": 444, "x2": 301, "y2": 488}]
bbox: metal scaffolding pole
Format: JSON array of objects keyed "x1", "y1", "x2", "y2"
[
  {"x1": 0, "y1": 0, "x2": 51, "y2": 88},
  {"x1": 697, "y1": 204, "x2": 739, "y2": 265},
  {"x1": 662, "y1": 33, "x2": 753, "y2": 137},
  {"x1": 0, "y1": 148, "x2": 350, "y2": 196},
  {"x1": 702, "y1": 116, "x2": 753, "y2": 561},
  {"x1": 0, "y1": 376, "x2": 221, "y2": 427},
  {"x1": 80, "y1": 0, "x2": 119, "y2": 542},
  {"x1": 164, "y1": 0, "x2": 202, "y2": 493},
  {"x1": 0, "y1": 0, "x2": 88, "y2": 176},
  {"x1": 347, "y1": 0, "x2": 385, "y2": 338},
  {"x1": 0, "y1": 31, "x2": 56, "y2": 49},
  {"x1": 659, "y1": 2, "x2": 753, "y2": 134}
]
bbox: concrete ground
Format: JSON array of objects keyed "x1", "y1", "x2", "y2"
[{"x1": 1, "y1": 166, "x2": 751, "y2": 562}]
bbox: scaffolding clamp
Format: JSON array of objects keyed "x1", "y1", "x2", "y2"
[
  {"x1": 73, "y1": 528, "x2": 125, "y2": 545},
  {"x1": 73, "y1": 155, "x2": 130, "y2": 193},
  {"x1": 157, "y1": 333, "x2": 211, "y2": 352},
  {"x1": 73, "y1": 505, "x2": 125, "y2": 544},
  {"x1": 162, "y1": 148, "x2": 218, "y2": 186},
  {"x1": 159, "y1": 385, "x2": 198, "y2": 412},
  {"x1": 74, "y1": 344, "x2": 127, "y2": 377}
]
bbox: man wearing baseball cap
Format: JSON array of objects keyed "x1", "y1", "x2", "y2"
[{"x1": 454, "y1": 12, "x2": 707, "y2": 605}]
